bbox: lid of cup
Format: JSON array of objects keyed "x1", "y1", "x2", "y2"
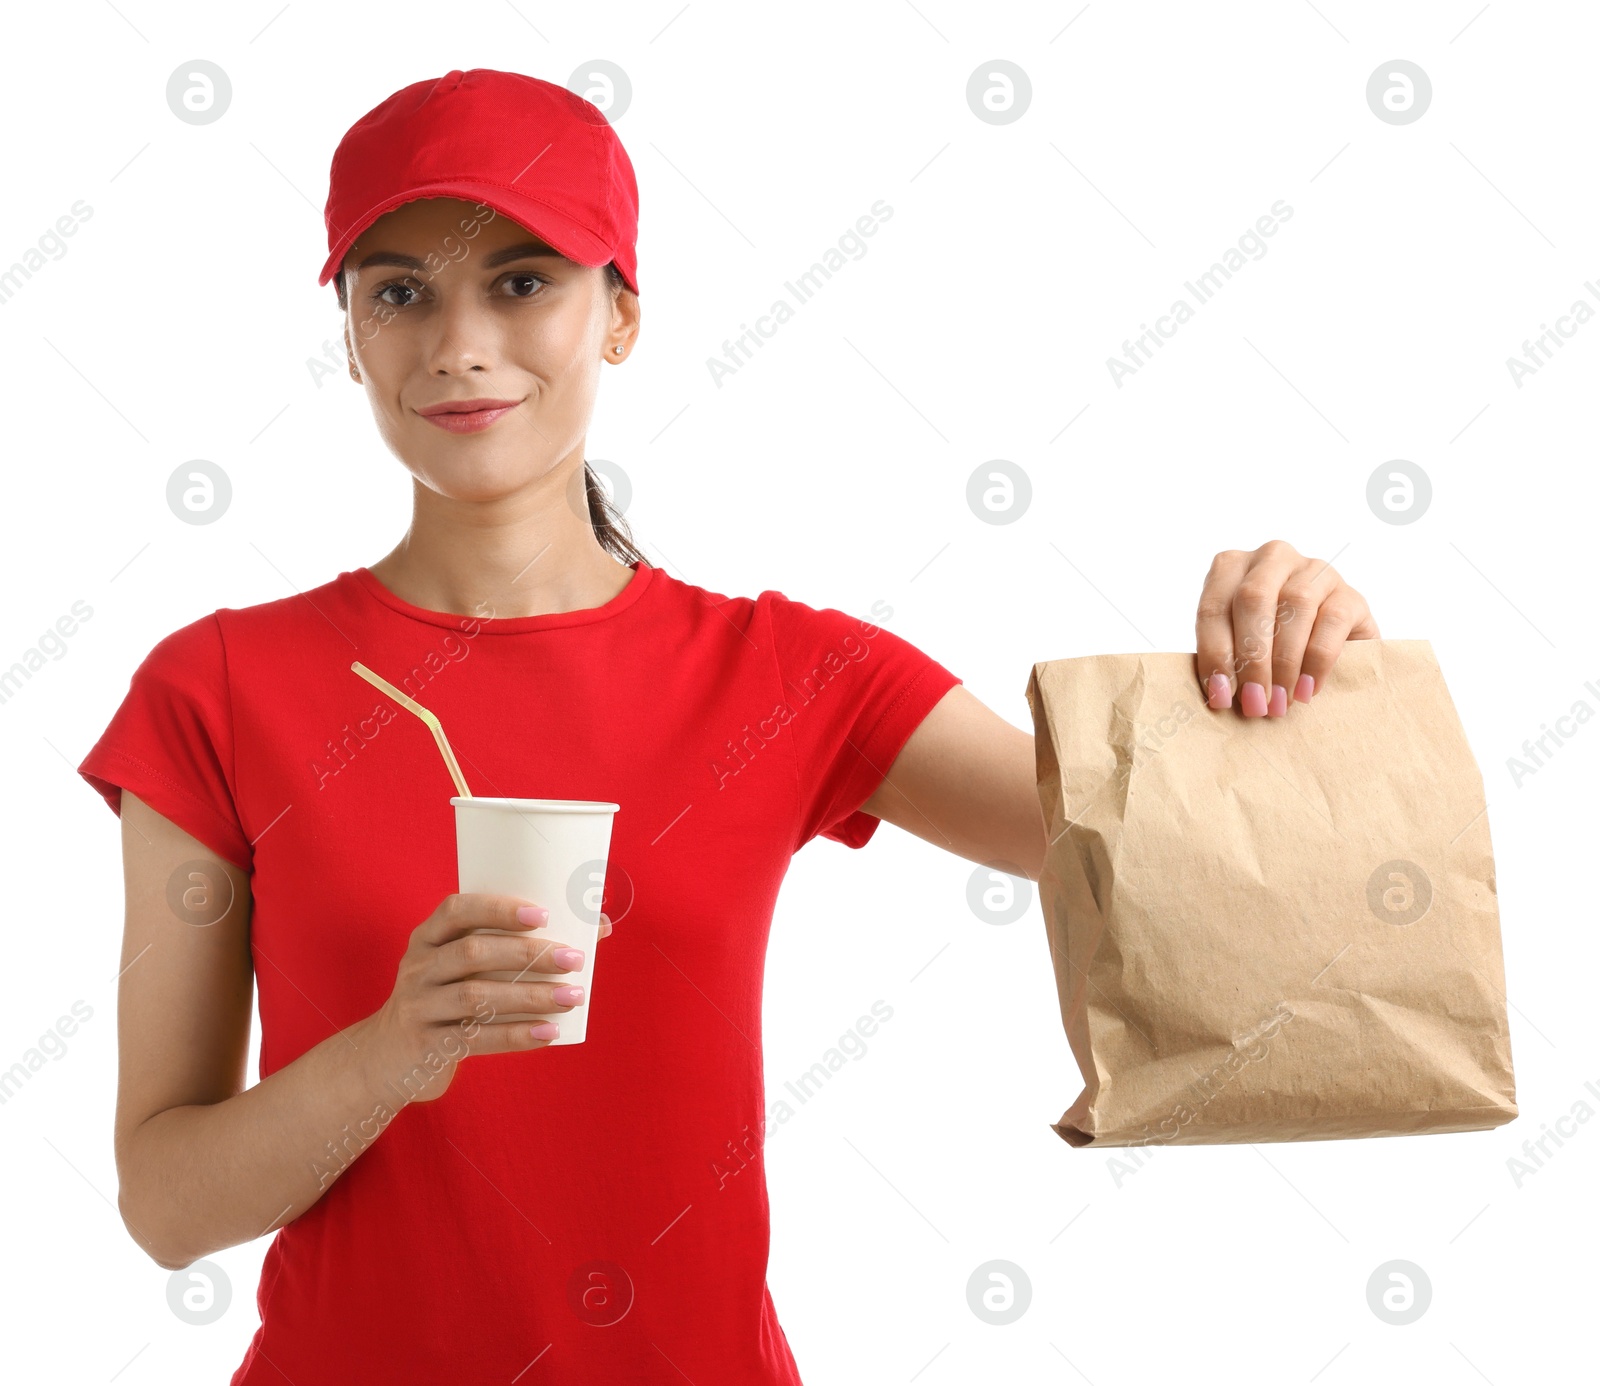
[{"x1": 451, "y1": 797, "x2": 619, "y2": 813}]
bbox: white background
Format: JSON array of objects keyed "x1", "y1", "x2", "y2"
[{"x1": 1, "y1": 2, "x2": 1595, "y2": 1382}]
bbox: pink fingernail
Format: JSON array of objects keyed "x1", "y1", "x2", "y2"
[
  {"x1": 1240, "y1": 681, "x2": 1268, "y2": 717},
  {"x1": 516, "y1": 905, "x2": 549, "y2": 926},
  {"x1": 551, "y1": 985, "x2": 585, "y2": 1005},
  {"x1": 1268, "y1": 684, "x2": 1288, "y2": 717},
  {"x1": 552, "y1": 948, "x2": 585, "y2": 970},
  {"x1": 1206, "y1": 674, "x2": 1232, "y2": 709},
  {"x1": 1294, "y1": 673, "x2": 1315, "y2": 703}
]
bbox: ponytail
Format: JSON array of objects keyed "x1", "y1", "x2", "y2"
[
  {"x1": 583, "y1": 457, "x2": 647, "y2": 568},
  {"x1": 589, "y1": 261, "x2": 647, "y2": 569}
]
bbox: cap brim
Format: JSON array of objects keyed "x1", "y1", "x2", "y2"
[{"x1": 318, "y1": 180, "x2": 615, "y2": 289}]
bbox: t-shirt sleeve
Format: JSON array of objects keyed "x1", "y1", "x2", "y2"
[
  {"x1": 766, "y1": 594, "x2": 962, "y2": 851},
  {"x1": 78, "y1": 612, "x2": 253, "y2": 874}
]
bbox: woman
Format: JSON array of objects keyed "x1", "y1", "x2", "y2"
[{"x1": 79, "y1": 69, "x2": 1377, "y2": 1384}]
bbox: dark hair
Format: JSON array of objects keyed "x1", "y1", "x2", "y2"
[
  {"x1": 586, "y1": 263, "x2": 648, "y2": 568},
  {"x1": 335, "y1": 257, "x2": 647, "y2": 570}
]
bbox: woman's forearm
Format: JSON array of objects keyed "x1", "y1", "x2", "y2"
[{"x1": 118, "y1": 1012, "x2": 405, "y2": 1270}]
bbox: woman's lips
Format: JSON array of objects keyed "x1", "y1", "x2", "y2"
[{"x1": 420, "y1": 403, "x2": 519, "y2": 434}]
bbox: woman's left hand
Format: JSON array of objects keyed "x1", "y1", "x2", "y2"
[{"x1": 1195, "y1": 539, "x2": 1380, "y2": 717}]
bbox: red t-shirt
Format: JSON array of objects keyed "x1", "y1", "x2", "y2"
[{"x1": 78, "y1": 560, "x2": 961, "y2": 1385}]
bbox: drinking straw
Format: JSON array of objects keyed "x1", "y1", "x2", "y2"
[{"x1": 349, "y1": 661, "x2": 472, "y2": 798}]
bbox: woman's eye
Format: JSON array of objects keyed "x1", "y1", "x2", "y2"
[
  {"x1": 502, "y1": 273, "x2": 544, "y2": 298},
  {"x1": 370, "y1": 274, "x2": 542, "y2": 307}
]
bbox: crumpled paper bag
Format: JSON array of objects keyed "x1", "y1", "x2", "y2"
[{"x1": 1024, "y1": 639, "x2": 1516, "y2": 1147}]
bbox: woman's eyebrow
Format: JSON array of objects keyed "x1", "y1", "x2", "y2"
[
  {"x1": 354, "y1": 242, "x2": 563, "y2": 272},
  {"x1": 482, "y1": 241, "x2": 563, "y2": 267}
]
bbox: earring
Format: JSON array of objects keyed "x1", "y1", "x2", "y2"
[{"x1": 613, "y1": 345, "x2": 623, "y2": 355}]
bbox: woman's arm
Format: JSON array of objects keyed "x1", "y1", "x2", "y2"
[
  {"x1": 859, "y1": 684, "x2": 1048, "y2": 879},
  {"x1": 114, "y1": 791, "x2": 402, "y2": 1269},
  {"x1": 860, "y1": 541, "x2": 1376, "y2": 879},
  {"x1": 114, "y1": 791, "x2": 603, "y2": 1270}
]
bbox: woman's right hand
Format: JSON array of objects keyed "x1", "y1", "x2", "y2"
[{"x1": 364, "y1": 894, "x2": 606, "y2": 1105}]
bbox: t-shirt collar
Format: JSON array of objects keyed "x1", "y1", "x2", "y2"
[{"x1": 349, "y1": 560, "x2": 655, "y2": 634}]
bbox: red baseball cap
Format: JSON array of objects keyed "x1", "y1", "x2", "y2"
[{"x1": 318, "y1": 68, "x2": 639, "y2": 296}]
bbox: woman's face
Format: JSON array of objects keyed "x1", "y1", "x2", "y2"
[{"x1": 340, "y1": 196, "x2": 637, "y2": 503}]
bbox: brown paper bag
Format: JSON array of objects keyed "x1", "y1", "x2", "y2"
[{"x1": 1024, "y1": 639, "x2": 1516, "y2": 1147}]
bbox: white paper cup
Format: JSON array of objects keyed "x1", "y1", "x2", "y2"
[{"x1": 451, "y1": 797, "x2": 619, "y2": 1046}]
